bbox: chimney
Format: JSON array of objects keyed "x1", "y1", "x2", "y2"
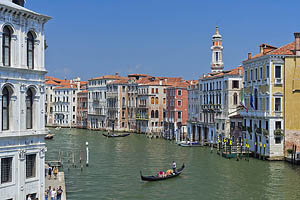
[
  {"x1": 248, "y1": 53, "x2": 252, "y2": 60},
  {"x1": 294, "y1": 32, "x2": 300, "y2": 56}
]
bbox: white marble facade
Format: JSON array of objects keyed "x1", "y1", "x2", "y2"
[{"x1": 0, "y1": 0, "x2": 50, "y2": 200}]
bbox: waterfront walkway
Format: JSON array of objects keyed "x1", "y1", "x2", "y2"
[{"x1": 45, "y1": 172, "x2": 67, "y2": 200}]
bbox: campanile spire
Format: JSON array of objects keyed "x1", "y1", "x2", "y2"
[{"x1": 211, "y1": 26, "x2": 224, "y2": 72}]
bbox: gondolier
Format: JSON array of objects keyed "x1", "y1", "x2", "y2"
[{"x1": 172, "y1": 161, "x2": 176, "y2": 173}]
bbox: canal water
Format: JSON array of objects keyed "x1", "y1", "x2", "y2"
[{"x1": 46, "y1": 128, "x2": 300, "y2": 200}]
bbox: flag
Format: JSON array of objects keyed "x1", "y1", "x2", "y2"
[
  {"x1": 250, "y1": 93, "x2": 255, "y2": 110},
  {"x1": 240, "y1": 89, "x2": 248, "y2": 112}
]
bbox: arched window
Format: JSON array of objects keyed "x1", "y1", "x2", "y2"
[
  {"x1": 26, "y1": 89, "x2": 33, "y2": 129},
  {"x1": 233, "y1": 93, "x2": 238, "y2": 105},
  {"x1": 155, "y1": 110, "x2": 159, "y2": 118},
  {"x1": 155, "y1": 97, "x2": 159, "y2": 104},
  {"x1": 151, "y1": 97, "x2": 154, "y2": 104},
  {"x1": 2, "y1": 87, "x2": 10, "y2": 130},
  {"x1": 3, "y1": 26, "x2": 11, "y2": 66},
  {"x1": 151, "y1": 110, "x2": 154, "y2": 118},
  {"x1": 27, "y1": 32, "x2": 34, "y2": 69},
  {"x1": 122, "y1": 97, "x2": 125, "y2": 107}
]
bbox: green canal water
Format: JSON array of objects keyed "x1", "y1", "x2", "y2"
[{"x1": 46, "y1": 128, "x2": 300, "y2": 200}]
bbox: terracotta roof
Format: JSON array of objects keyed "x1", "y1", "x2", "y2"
[
  {"x1": 109, "y1": 77, "x2": 130, "y2": 84},
  {"x1": 247, "y1": 41, "x2": 295, "y2": 61},
  {"x1": 89, "y1": 75, "x2": 121, "y2": 81},
  {"x1": 78, "y1": 90, "x2": 88, "y2": 93},
  {"x1": 45, "y1": 80, "x2": 60, "y2": 85},
  {"x1": 201, "y1": 66, "x2": 243, "y2": 80},
  {"x1": 54, "y1": 84, "x2": 77, "y2": 90}
]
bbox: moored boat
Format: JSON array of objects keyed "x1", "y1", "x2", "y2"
[
  {"x1": 179, "y1": 141, "x2": 202, "y2": 147},
  {"x1": 102, "y1": 133, "x2": 130, "y2": 138},
  {"x1": 140, "y1": 163, "x2": 185, "y2": 181},
  {"x1": 45, "y1": 134, "x2": 55, "y2": 139}
]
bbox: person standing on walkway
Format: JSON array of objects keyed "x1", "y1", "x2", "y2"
[
  {"x1": 57, "y1": 186, "x2": 63, "y2": 200},
  {"x1": 48, "y1": 166, "x2": 52, "y2": 179},
  {"x1": 172, "y1": 161, "x2": 177, "y2": 173},
  {"x1": 48, "y1": 186, "x2": 52, "y2": 200},
  {"x1": 51, "y1": 188, "x2": 56, "y2": 200},
  {"x1": 54, "y1": 167, "x2": 58, "y2": 180},
  {"x1": 45, "y1": 189, "x2": 49, "y2": 200}
]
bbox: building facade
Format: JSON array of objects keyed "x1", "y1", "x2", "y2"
[
  {"x1": 241, "y1": 43, "x2": 292, "y2": 159},
  {"x1": 77, "y1": 90, "x2": 88, "y2": 129},
  {"x1": 106, "y1": 77, "x2": 138, "y2": 132},
  {"x1": 187, "y1": 27, "x2": 243, "y2": 145},
  {"x1": 165, "y1": 81, "x2": 190, "y2": 141},
  {"x1": 0, "y1": 0, "x2": 50, "y2": 199},
  {"x1": 87, "y1": 74, "x2": 120, "y2": 130}
]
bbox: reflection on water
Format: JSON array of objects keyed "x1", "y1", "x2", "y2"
[{"x1": 46, "y1": 128, "x2": 300, "y2": 200}]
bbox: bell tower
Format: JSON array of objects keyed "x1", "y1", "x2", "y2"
[{"x1": 211, "y1": 26, "x2": 224, "y2": 72}]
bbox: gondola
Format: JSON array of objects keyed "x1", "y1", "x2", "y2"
[
  {"x1": 140, "y1": 163, "x2": 185, "y2": 181},
  {"x1": 102, "y1": 133, "x2": 130, "y2": 138}
]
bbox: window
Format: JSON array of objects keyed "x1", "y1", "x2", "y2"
[
  {"x1": 1, "y1": 157, "x2": 12, "y2": 184},
  {"x1": 26, "y1": 89, "x2": 33, "y2": 129},
  {"x1": 215, "y1": 52, "x2": 219, "y2": 62},
  {"x1": 2, "y1": 87, "x2": 10, "y2": 130},
  {"x1": 178, "y1": 100, "x2": 182, "y2": 106},
  {"x1": 245, "y1": 70, "x2": 247, "y2": 82},
  {"x1": 26, "y1": 154, "x2": 36, "y2": 178},
  {"x1": 155, "y1": 97, "x2": 159, "y2": 104},
  {"x1": 275, "y1": 65, "x2": 281, "y2": 79},
  {"x1": 178, "y1": 90, "x2": 182, "y2": 96},
  {"x1": 73, "y1": 97, "x2": 75, "y2": 102},
  {"x1": 232, "y1": 80, "x2": 239, "y2": 89},
  {"x1": 151, "y1": 110, "x2": 154, "y2": 118},
  {"x1": 275, "y1": 137, "x2": 281, "y2": 144},
  {"x1": 163, "y1": 98, "x2": 166, "y2": 104},
  {"x1": 156, "y1": 88, "x2": 158, "y2": 94},
  {"x1": 152, "y1": 88, "x2": 154, "y2": 94},
  {"x1": 178, "y1": 111, "x2": 182, "y2": 119},
  {"x1": 275, "y1": 98, "x2": 281, "y2": 112},
  {"x1": 155, "y1": 110, "x2": 159, "y2": 118},
  {"x1": 266, "y1": 121, "x2": 269, "y2": 131},
  {"x1": 163, "y1": 89, "x2": 166, "y2": 94},
  {"x1": 250, "y1": 69, "x2": 253, "y2": 81},
  {"x1": 266, "y1": 66, "x2": 269, "y2": 78},
  {"x1": 275, "y1": 121, "x2": 281, "y2": 130},
  {"x1": 233, "y1": 93, "x2": 238, "y2": 105},
  {"x1": 222, "y1": 123, "x2": 225, "y2": 130},
  {"x1": 2, "y1": 26, "x2": 11, "y2": 66},
  {"x1": 151, "y1": 97, "x2": 154, "y2": 104},
  {"x1": 122, "y1": 86, "x2": 125, "y2": 92},
  {"x1": 27, "y1": 32, "x2": 34, "y2": 68},
  {"x1": 73, "y1": 106, "x2": 75, "y2": 112},
  {"x1": 260, "y1": 67, "x2": 263, "y2": 79},
  {"x1": 255, "y1": 68, "x2": 258, "y2": 80}
]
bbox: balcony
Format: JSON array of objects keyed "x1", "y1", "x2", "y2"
[
  {"x1": 136, "y1": 114, "x2": 149, "y2": 121},
  {"x1": 274, "y1": 129, "x2": 284, "y2": 137},
  {"x1": 106, "y1": 91, "x2": 118, "y2": 99}
]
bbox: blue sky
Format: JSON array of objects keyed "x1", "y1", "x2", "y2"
[{"x1": 27, "y1": 0, "x2": 300, "y2": 81}]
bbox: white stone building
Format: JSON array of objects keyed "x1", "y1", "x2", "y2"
[
  {"x1": 87, "y1": 74, "x2": 120, "y2": 130},
  {"x1": 0, "y1": 0, "x2": 50, "y2": 199},
  {"x1": 187, "y1": 27, "x2": 243, "y2": 145},
  {"x1": 51, "y1": 78, "x2": 87, "y2": 127}
]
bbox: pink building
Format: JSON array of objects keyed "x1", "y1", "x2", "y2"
[{"x1": 165, "y1": 81, "x2": 190, "y2": 140}]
